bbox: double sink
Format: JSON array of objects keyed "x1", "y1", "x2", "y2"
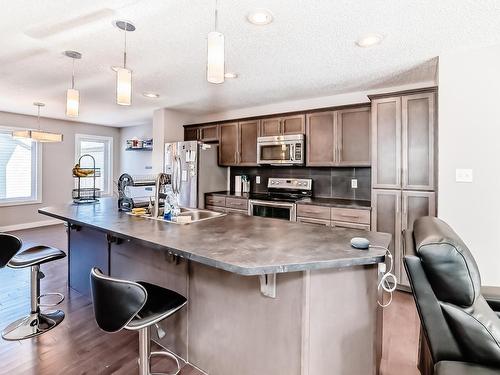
[{"x1": 144, "y1": 207, "x2": 225, "y2": 224}]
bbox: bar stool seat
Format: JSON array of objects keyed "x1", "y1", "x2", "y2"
[
  {"x1": 8, "y1": 244, "x2": 66, "y2": 268},
  {"x1": 127, "y1": 281, "x2": 187, "y2": 330},
  {"x1": 91, "y1": 268, "x2": 187, "y2": 375}
]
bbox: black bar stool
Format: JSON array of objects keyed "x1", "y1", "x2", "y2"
[
  {"x1": 0, "y1": 233, "x2": 66, "y2": 340},
  {"x1": 90, "y1": 268, "x2": 187, "y2": 375}
]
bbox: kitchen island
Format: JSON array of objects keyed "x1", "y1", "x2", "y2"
[{"x1": 39, "y1": 198, "x2": 391, "y2": 375}]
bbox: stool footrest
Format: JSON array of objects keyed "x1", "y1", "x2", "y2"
[
  {"x1": 148, "y1": 351, "x2": 181, "y2": 375},
  {"x1": 38, "y1": 292, "x2": 65, "y2": 307}
]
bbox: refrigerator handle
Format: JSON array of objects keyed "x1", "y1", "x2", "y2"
[
  {"x1": 171, "y1": 155, "x2": 177, "y2": 194},
  {"x1": 176, "y1": 156, "x2": 182, "y2": 194}
]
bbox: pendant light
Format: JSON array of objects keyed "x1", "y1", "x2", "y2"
[
  {"x1": 12, "y1": 103, "x2": 63, "y2": 143},
  {"x1": 113, "y1": 20, "x2": 135, "y2": 106},
  {"x1": 64, "y1": 50, "x2": 82, "y2": 117},
  {"x1": 207, "y1": 0, "x2": 225, "y2": 84}
]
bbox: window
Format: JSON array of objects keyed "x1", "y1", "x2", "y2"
[
  {"x1": 75, "y1": 134, "x2": 113, "y2": 196},
  {"x1": 0, "y1": 128, "x2": 41, "y2": 206}
]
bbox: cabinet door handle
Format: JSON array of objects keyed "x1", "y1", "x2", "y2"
[{"x1": 339, "y1": 214, "x2": 359, "y2": 219}]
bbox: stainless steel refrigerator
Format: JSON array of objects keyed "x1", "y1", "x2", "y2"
[{"x1": 164, "y1": 141, "x2": 228, "y2": 209}]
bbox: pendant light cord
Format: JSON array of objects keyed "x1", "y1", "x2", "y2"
[
  {"x1": 123, "y1": 27, "x2": 127, "y2": 68},
  {"x1": 214, "y1": 0, "x2": 218, "y2": 31},
  {"x1": 37, "y1": 105, "x2": 41, "y2": 131},
  {"x1": 71, "y1": 58, "x2": 75, "y2": 89}
]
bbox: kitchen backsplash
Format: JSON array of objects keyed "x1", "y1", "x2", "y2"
[{"x1": 230, "y1": 166, "x2": 371, "y2": 201}]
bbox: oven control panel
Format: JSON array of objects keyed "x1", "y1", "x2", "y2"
[{"x1": 267, "y1": 178, "x2": 312, "y2": 190}]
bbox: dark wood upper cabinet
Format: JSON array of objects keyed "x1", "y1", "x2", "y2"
[
  {"x1": 282, "y1": 115, "x2": 305, "y2": 135},
  {"x1": 371, "y1": 97, "x2": 402, "y2": 189},
  {"x1": 306, "y1": 107, "x2": 370, "y2": 167},
  {"x1": 219, "y1": 121, "x2": 258, "y2": 166},
  {"x1": 336, "y1": 107, "x2": 371, "y2": 166},
  {"x1": 260, "y1": 115, "x2": 305, "y2": 136},
  {"x1": 402, "y1": 93, "x2": 435, "y2": 191},
  {"x1": 306, "y1": 111, "x2": 335, "y2": 166},
  {"x1": 199, "y1": 125, "x2": 219, "y2": 142},
  {"x1": 184, "y1": 127, "x2": 199, "y2": 141},
  {"x1": 372, "y1": 92, "x2": 435, "y2": 191},
  {"x1": 260, "y1": 118, "x2": 281, "y2": 136},
  {"x1": 238, "y1": 120, "x2": 259, "y2": 166},
  {"x1": 219, "y1": 123, "x2": 239, "y2": 166}
]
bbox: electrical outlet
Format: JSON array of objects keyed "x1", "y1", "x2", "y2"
[
  {"x1": 351, "y1": 178, "x2": 358, "y2": 189},
  {"x1": 256, "y1": 176, "x2": 261, "y2": 184},
  {"x1": 456, "y1": 169, "x2": 473, "y2": 183}
]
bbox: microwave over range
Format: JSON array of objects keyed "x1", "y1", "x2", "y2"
[{"x1": 257, "y1": 134, "x2": 304, "y2": 165}]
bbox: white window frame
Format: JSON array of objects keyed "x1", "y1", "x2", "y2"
[
  {"x1": 0, "y1": 126, "x2": 42, "y2": 207},
  {"x1": 75, "y1": 134, "x2": 114, "y2": 197}
]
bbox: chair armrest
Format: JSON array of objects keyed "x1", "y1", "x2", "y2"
[{"x1": 482, "y1": 286, "x2": 500, "y2": 313}]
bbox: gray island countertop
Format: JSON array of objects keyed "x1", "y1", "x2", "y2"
[{"x1": 39, "y1": 198, "x2": 390, "y2": 276}]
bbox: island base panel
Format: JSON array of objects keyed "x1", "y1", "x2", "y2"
[{"x1": 68, "y1": 226, "x2": 382, "y2": 375}]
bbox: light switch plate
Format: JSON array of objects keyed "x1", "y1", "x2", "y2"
[
  {"x1": 256, "y1": 176, "x2": 261, "y2": 184},
  {"x1": 456, "y1": 169, "x2": 473, "y2": 183},
  {"x1": 351, "y1": 179, "x2": 358, "y2": 189}
]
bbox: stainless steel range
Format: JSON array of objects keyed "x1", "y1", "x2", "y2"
[{"x1": 248, "y1": 177, "x2": 312, "y2": 221}]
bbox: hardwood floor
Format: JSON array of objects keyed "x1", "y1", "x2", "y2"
[{"x1": 0, "y1": 225, "x2": 421, "y2": 374}]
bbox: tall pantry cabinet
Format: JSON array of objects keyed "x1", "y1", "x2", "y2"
[{"x1": 370, "y1": 90, "x2": 437, "y2": 289}]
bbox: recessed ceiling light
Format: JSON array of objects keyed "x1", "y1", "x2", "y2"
[
  {"x1": 143, "y1": 92, "x2": 160, "y2": 98},
  {"x1": 247, "y1": 9, "x2": 273, "y2": 25},
  {"x1": 224, "y1": 72, "x2": 238, "y2": 79},
  {"x1": 356, "y1": 33, "x2": 384, "y2": 48}
]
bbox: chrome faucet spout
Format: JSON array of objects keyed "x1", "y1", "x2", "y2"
[{"x1": 153, "y1": 173, "x2": 169, "y2": 218}]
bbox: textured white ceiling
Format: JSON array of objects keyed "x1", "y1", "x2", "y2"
[{"x1": 0, "y1": 0, "x2": 499, "y2": 127}]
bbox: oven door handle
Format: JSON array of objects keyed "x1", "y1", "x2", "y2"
[{"x1": 249, "y1": 200, "x2": 296, "y2": 208}]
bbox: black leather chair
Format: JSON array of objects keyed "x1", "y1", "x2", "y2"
[
  {"x1": 0, "y1": 233, "x2": 66, "y2": 340},
  {"x1": 90, "y1": 268, "x2": 187, "y2": 375},
  {"x1": 404, "y1": 217, "x2": 500, "y2": 375}
]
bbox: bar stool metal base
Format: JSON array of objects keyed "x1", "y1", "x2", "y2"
[
  {"x1": 137, "y1": 326, "x2": 181, "y2": 375},
  {"x1": 1, "y1": 310, "x2": 65, "y2": 341},
  {"x1": 2, "y1": 264, "x2": 65, "y2": 341}
]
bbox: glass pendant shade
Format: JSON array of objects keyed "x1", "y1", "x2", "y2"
[
  {"x1": 11, "y1": 102, "x2": 63, "y2": 143},
  {"x1": 12, "y1": 130, "x2": 63, "y2": 143},
  {"x1": 66, "y1": 88, "x2": 79, "y2": 117},
  {"x1": 207, "y1": 31, "x2": 225, "y2": 84},
  {"x1": 116, "y1": 67, "x2": 132, "y2": 105}
]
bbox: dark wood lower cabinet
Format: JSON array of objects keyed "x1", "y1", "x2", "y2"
[{"x1": 371, "y1": 189, "x2": 436, "y2": 290}]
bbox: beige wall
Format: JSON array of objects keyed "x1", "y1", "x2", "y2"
[
  {"x1": 0, "y1": 111, "x2": 120, "y2": 229},
  {"x1": 439, "y1": 45, "x2": 500, "y2": 286},
  {"x1": 152, "y1": 109, "x2": 198, "y2": 172},
  {"x1": 120, "y1": 124, "x2": 153, "y2": 175}
]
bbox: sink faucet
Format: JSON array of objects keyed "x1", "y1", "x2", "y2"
[{"x1": 153, "y1": 173, "x2": 170, "y2": 218}]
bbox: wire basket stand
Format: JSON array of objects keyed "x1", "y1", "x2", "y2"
[{"x1": 72, "y1": 154, "x2": 101, "y2": 204}]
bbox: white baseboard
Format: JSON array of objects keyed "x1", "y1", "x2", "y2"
[{"x1": 0, "y1": 219, "x2": 63, "y2": 233}]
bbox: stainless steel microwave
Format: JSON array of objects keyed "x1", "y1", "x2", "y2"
[{"x1": 257, "y1": 134, "x2": 304, "y2": 165}]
